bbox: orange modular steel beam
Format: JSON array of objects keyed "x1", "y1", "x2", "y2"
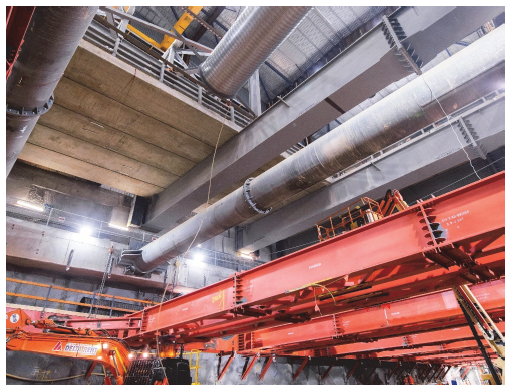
[
  {"x1": 61, "y1": 173, "x2": 504, "y2": 347},
  {"x1": 200, "y1": 280, "x2": 504, "y2": 356}
]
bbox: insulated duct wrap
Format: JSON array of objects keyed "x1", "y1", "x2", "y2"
[
  {"x1": 199, "y1": 6, "x2": 312, "y2": 99},
  {"x1": 6, "y1": 6, "x2": 98, "y2": 177},
  {"x1": 125, "y1": 25, "x2": 505, "y2": 273}
]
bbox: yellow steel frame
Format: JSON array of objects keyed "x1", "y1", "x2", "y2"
[
  {"x1": 124, "y1": 6, "x2": 203, "y2": 52},
  {"x1": 183, "y1": 349, "x2": 201, "y2": 385}
]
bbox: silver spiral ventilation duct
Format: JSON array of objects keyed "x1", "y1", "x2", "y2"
[
  {"x1": 199, "y1": 6, "x2": 312, "y2": 99},
  {"x1": 123, "y1": 25, "x2": 505, "y2": 273},
  {"x1": 6, "y1": 6, "x2": 98, "y2": 177}
]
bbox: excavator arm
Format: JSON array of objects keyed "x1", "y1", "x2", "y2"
[{"x1": 6, "y1": 309, "x2": 129, "y2": 384}]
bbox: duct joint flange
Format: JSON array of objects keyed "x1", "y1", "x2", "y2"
[
  {"x1": 243, "y1": 178, "x2": 271, "y2": 214},
  {"x1": 6, "y1": 95, "x2": 54, "y2": 117}
]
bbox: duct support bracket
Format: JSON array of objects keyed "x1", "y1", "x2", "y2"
[
  {"x1": 382, "y1": 16, "x2": 423, "y2": 75},
  {"x1": 243, "y1": 178, "x2": 271, "y2": 214},
  {"x1": 457, "y1": 118, "x2": 488, "y2": 160},
  {"x1": 6, "y1": 95, "x2": 54, "y2": 117}
]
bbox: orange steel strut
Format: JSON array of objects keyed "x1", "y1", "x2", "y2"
[{"x1": 60, "y1": 172, "x2": 504, "y2": 348}]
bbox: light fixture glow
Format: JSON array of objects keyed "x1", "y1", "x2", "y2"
[
  {"x1": 108, "y1": 223, "x2": 129, "y2": 231},
  {"x1": 142, "y1": 352, "x2": 149, "y2": 358},
  {"x1": 16, "y1": 200, "x2": 44, "y2": 212},
  {"x1": 128, "y1": 353, "x2": 134, "y2": 359},
  {"x1": 97, "y1": 355, "x2": 103, "y2": 360},
  {"x1": 79, "y1": 226, "x2": 94, "y2": 236},
  {"x1": 102, "y1": 343, "x2": 109, "y2": 349},
  {"x1": 193, "y1": 252, "x2": 204, "y2": 262},
  {"x1": 239, "y1": 253, "x2": 253, "y2": 260}
]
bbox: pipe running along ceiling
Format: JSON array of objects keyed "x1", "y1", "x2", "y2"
[
  {"x1": 121, "y1": 25, "x2": 505, "y2": 273},
  {"x1": 199, "y1": 6, "x2": 312, "y2": 99},
  {"x1": 6, "y1": 6, "x2": 98, "y2": 177}
]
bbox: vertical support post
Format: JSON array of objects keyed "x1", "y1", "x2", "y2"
[
  {"x1": 112, "y1": 37, "x2": 121, "y2": 57},
  {"x1": 230, "y1": 106, "x2": 235, "y2": 123},
  {"x1": 217, "y1": 352, "x2": 235, "y2": 381},
  {"x1": 259, "y1": 356, "x2": 274, "y2": 381},
  {"x1": 46, "y1": 208, "x2": 53, "y2": 226},
  {"x1": 457, "y1": 300, "x2": 502, "y2": 385},
  {"x1": 249, "y1": 69, "x2": 262, "y2": 117},
  {"x1": 321, "y1": 361, "x2": 336, "y2": 380},
  {"x1": 293, "y1": 357, "x2": 309, "y2": 381},
  {"x1": 241, "y1": 355, "x2": 259, "y2": 380},
  {"x1": 88, "y1": 291, "x2": 97, "y2": 319},
  {"x1": 387, "y1": 362, "x2": 401, "y2": 382},
  {"x1": 159, "y1": 61, "x2": 165, "y2": 82},
  {"x1": 40, "y1": 285, "x2": 52, "y2": 319},
  {"x1": 440, "y1": 366, "x2": 451, "y2": 381},
  {"x1": 109, "y1": 294, "x2": 115, "y2": 317},
  {"x1": 346, "y1": 360, "x2": 361, "y2": 382},
  {"x1": 197, "y1": 85, "x2": 203, "y2": 104}
]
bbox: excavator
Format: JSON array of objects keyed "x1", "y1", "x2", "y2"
[{"x1": 6, "y1": 308, "x2": 191, "y2": 385}]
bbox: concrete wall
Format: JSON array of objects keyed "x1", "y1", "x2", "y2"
[
  {"x1": 7, "y1": 161, "x2": 133, "y2": 227},
  {"x1": 6, "y1": 350, "x2": 404, "y2": 385}
]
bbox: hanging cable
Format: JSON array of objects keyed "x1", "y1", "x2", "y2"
[{"x1": 420, "y1": 74, "x2": 481, "y2": 181}]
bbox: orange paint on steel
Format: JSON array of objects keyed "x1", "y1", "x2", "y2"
[
  {"x1": 6, "y1": 292, "x2": 134, "y2": 313},
  {"x1": 6, "y1": 277, "x2": 153, "y2": 304}
]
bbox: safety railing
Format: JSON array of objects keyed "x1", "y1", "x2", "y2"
[
  {"x1": 327, "y1": 89, "x2": 504, "y2": 183},
  {"x1": 316, "y1": 197, "x2": 384, "y2": 242},
  {"x1": 6, "y1": 277, "x2": 153, "y2": 318},
  {"x1": 83, "y1": 19, "x2": 253, "y2": 128},
  {"x1": 6, "y1": 199, "x2": 264, "y2": 270}
]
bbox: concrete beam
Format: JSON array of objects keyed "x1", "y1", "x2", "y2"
[
  {"x1": 240, "y1": 95, "x2": 505, "y2": 252},
  {"x1": 143, "y1": 6, "x2": 504, "y2": 232}
]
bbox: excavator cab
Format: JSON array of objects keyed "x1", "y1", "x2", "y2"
[{"x1": 124, "y1": 358, "x2": 192, "y2": 385}]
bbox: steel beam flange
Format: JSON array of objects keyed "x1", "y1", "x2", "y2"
[
  {"x1": 243, "y1": 178, "x2": 271, "y2": 214},
  {"x1": 382, "y1": 16, "x2": 423, "y2": 75},
  {"x1": 6, "y1": 95, "x2": 54, "y2": 117}
]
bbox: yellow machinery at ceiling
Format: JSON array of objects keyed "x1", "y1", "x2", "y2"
[{"x1": 123, "y1": 6, "x2": 203, "y2": 51}]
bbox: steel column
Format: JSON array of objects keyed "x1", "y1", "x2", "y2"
[
  {"x1": 241, "y1": 355, "x2": 259, "y2": 380},
  {"x1": 345, "y1": 361, "x2": 361, "y2": 382},
  {"x1": 259, "y1": 356, "x2": 274, "y2": 381},
  {"x1": 217, "y1": 352, "x2": 235, "y2": 381},
  {"x1": 292, "y1": 357, "x2": 309, "y2": 381}
]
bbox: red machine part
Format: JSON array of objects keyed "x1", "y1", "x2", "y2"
[
  {"x1": 6, "y1": 6, "x2": 35, "y2": 81},
  {"x1": 61, "y1": 173, "x2": 505, "y2": 348},
  {"x1": 6, "y1": 323, "x2": 129, "y2": 384},
  {"x1": 198, "y1": 279, "x2": 504, "y2": 356}
]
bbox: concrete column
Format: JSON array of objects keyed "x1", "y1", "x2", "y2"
[{"x1": 249, "y1": 69, "x2": 262, "y2": 116}]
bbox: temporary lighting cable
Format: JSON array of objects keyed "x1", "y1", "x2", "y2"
[{"x1": 152, "y1": 101, "x2": 232, "y2": 379}]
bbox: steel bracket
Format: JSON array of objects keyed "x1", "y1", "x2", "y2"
[
  {"x1": 6, "y1": 95, "x2": 54, "y2": 117},
  {"x1": 382, "y1": 16, "x2": 423, "y2": 75},
  {"x1": 243, "y1": 178, "x2": 271, "y2": 214}
]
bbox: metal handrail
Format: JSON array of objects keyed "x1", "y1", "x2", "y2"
[{"x1": 83, "y1": 19, "x2": 253, "y2": 128}]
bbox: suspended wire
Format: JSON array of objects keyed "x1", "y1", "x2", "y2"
[
  {"x1": 407, "y1": 156, "x2": 504, "y2": 206},
  {"x1": 420, "y1": 73, "x2": 481, "y2": 181},
  {"x1": 152, "y1": 101, "x2": 232, "y2": 373}
]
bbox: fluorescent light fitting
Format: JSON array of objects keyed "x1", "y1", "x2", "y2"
[
  {"x1": 79, "y1": 226, "x2": 94, "y2": 236},
  {"x1": 239, "y1": 253, "x2": 253, "y2": 260},
  {"x1": 16, "y1": 200, "x2": 44, "y2": 212},
  {"x1": 193, "y1": 252, "x2": 204, "y2": 262},
  {"x1": 108, "y1": 223, "x2": 129, "y2": 231}
]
